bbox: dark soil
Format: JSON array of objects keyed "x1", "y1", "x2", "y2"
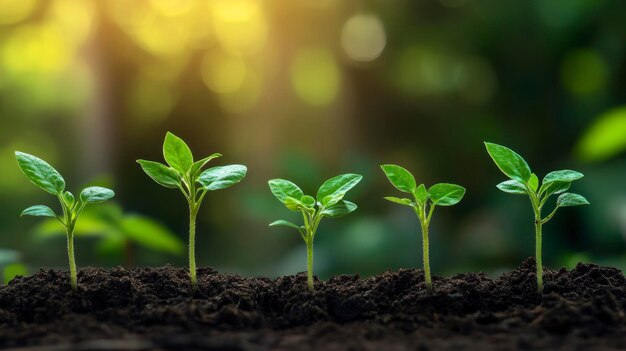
[{"x1": 0, "y1": 258, "x2": 624, "y2": 350}]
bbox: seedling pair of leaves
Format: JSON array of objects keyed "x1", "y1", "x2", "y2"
[
  {"x1": 381, "y1": 164, "x2": 465, "y2": 293},
  {"x1": 268, "y1": 173, "x2": 363, "y2": 291},
  {"x1": 137, "y1": 132, "x2": 247, "y2": 289},
  {"x1": 484, "y1": 142, "x2": 589, "y2": 293},
  {"x1": 15, "y1": 152, "x2": 115, "y2": 290}
]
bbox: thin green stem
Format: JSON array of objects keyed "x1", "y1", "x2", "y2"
[
  {"x1": 189, "y1": 204, "x2": 198, "y2": 290},
  {"x1": 421, "y1": 221, "x2": 432, "y2": 293},
  {"x1": 66, "y1": 225, "x2": 77, "y2": 290},
  {"x1": 306, "y1": 234, "x2": 314, "y2": 292},
  {"x1": 535, "y1": 218, "x2": 543, "y2": 294}
]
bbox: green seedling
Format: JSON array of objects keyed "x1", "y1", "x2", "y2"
[
  {"x1": 381, "y1": 164, "x2": 465, "y2": 293},
  {"x1": 484, "y1": 142, "x2": 589, "y2": 293},
  {"x1": 268, "y1": 174, "x2": 363, "y2": 291},
  {"x1": 15, "y1": 152, "x2": 115, "y2": 290},
  {"x1": 137, "y1": 132, "x2": 247, "y2": 289}
]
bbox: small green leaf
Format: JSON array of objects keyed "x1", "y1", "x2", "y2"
[
  {"x1": 316, "y1": 173, "x2": 362, "y2": 204},
  {"x1": 543, "y1": 170, "x2": 584, "y2": 185},
  {"x1": 528, "y1": 173, "x2": 539, "y2": 191},
  {"x1": 541, "y1": 181, "x2": 571, "y2": 198},
  {"x1": 413, "y1": 184, "x2": 429, "y2": 205},
  {"x1": 484, "y1": 142, "x2": 532, "y2": 183},
  {"x1": 384, "y1": 196, "x2": 414, "y2": 206},
  {"x1": 380, "y1": 164, "x2": 416, "y2": 193},
  {"x1": 269, "y1": 220, "x2": 302, "y2": 231},
  {"x1": 80, "y1": 187, "x2": 115, "y2": 204},
  {"x1": 268, "y1": 179, "x2": 304, "y2": 203},
  {"x1": 321, "y1": 200, "x2": 357, "y2": 218},
  {"x1": 21, "y1": 205, "x2": 57, "y2": 218},
  {"x1": 496, "y1": 180, "x2": 527, "y2": 194},
  {"x1": 198, "y1": 164, "x2": 247, "y2": 191},
  {"x1": 557, "y1": 193, "x2": 590, "y2": 207},
  {"x1": 428, "y1": 183, "x2": 466, "y2": 206},
  {"x1": 321, "y1": 193, "x2": 345, "y2": 207},
  {"x1": 137, "y1": 160, "x2": 182, "y2": 188},
  {"x1": 163, "y1": 132, "x2": 194, "y2": 173},
  {"x1": 15, "y1": 151, "x2": 66, "y2": 195},
  {"x1": 189, "y1": 153, "x2": 221, "y2": 177},
  {"x1": 284, "y1": 196, "x2": 303, "y2": 211},
  {"x1": 300, "y1": 195, "x2": 316, "y2": 208},
  {"x1": 63, "y1": 191, "x2": 75, "y2": 207}
]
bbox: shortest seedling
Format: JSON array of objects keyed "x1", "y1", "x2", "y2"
[
  {"x1": 485, "y1": 142, "x2": 589, "y2": 293},
  {"x1": 381, "y1": 164, "x2": 465, "y2": 293},
  {"x1": 15, "y1": 152, "x2": 115, "y2": 290},
  {"x1": 268, "y1": 173, "x2": 362, "y2": 292}
]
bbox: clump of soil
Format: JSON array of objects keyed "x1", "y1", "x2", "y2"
[{"x1": 0, "y1": 258, "x2": 624, "y2": 350}]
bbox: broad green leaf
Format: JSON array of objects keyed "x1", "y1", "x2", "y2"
[
  {"x1": 21, "y1": 205, "x2": 57, "y2": 218},
  {"x1": 384, "y1": 196, "x2": 414, "y2": 206},
  {"x1": 428, "y1": 183, "x2": 466, "y2": 206},
  {"x1": 321, "y1": 192, "x2": 345, "y2": 208},
  {"x1": 543, "y1": 170, "x2": 584, "y2": 185},
  {"x1": 541, "y1": 181, "x2": 570, "y2": 198},
  {"x1": 300, "y1": 195, "x2": 316, "y2": 208},
  {"x1": 528, "y1": 173, "x2": 539, "y2": 191},
  {"x1": 557, "y1": 193, "x2": 590, "y2": 207},
  {"x1": 484, "y1": 142, "x2": 532, "y2": 183},
  {"x1": 63, "y1": 191, "x2": 75, "y2": 207},
  {"x1": 414, "y1": 184, "x2": 429, "y2": 205},
  {"x1": 3, "y1": 263, "x2": 28, "y2": 285},
  {"x1": 380, "y1": 164, "x2": 416, "y2": 193},
  {"x1": 15, "y1": 151, "x2": 65, "y2": 195},
  {"x1": 320, "y1": 200, "x2": 357, "y2": 218},
  {"x1": 80, "y1": 187, "x2": 115, "y2": 204},
  {"x1": 189, "y1": 153, "x2": 221, "y2": 177},
  {"x1": 268, "y1": 179, "x2": 304, "y2": 203},
  {"x1": 269, "y1": 220, "x2": 302, "y2": 231},
  {"x1": 198, "y1": 164, "x2": 247, "y2": 191},
  {"x1": 137, "y1": 160, "x2": 181, "y2": 188},
  {"x1": 121, "y1": 215, "x2": 184, "y2": 255},
  {"x1": 284, "y1": 196, "x2": 303, "y2": 211},
  {"x1": 316, "y1": 173, "x2": 363, "y2": 205},
  {"x1": 163, "y1": 132, "x2": 194, "y2": 173},
  {"x1": 496, "y1": 180, "x2": 527, "y2": 194}
]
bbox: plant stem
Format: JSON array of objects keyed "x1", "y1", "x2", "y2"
[
  {"x1": 306, "y1": 235, "x2": 314, "y2": 292},
  {"x1": 189, "y1": 205, "x2": 198, "y2": 290},
  {"x1": 535, "y1": 218, "x2": 543, "y2": 293},
  {"x1": 421, "y1": 221, "x2": 433, "y2": 293},
  {"x1": 66, "y1": 226, "x2": 77, "y2": 290}
]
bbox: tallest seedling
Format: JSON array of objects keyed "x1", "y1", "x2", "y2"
[
  {"x1": 138, "y1": 132, "x2": 247, "y2": 289},
  {"x1": 484, "y1": 142, "x2": 589, "y2": 293}
]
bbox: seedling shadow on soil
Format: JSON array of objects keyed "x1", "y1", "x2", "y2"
[{"x1": 0, "y1": 258, "x2": 624, "y2": 351}]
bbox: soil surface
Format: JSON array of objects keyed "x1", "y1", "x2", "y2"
[{"x1": 0, "y1": 258, "x2": 624, "y2": 350}]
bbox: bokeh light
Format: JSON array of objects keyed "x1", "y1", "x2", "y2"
[
  {"x1": 290, "y1": 47, "x2": 340, "y2": 106},
  {"x1": 341, "y1": 14, "x2": 386, "y2": 62}
]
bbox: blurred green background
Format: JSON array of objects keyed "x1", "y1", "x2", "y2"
[{"x1": 1, "y1": 0, "x2": 625, "y2": 282}]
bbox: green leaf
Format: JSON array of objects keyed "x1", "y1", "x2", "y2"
[
  {"x1": 163, "y1": 132, "x2": 194, "y2": 173},
  {"x1": 496, "y1": 180, "x2": 527, "y2": 194},
  {"x1": 15, "y1": 151, "x2": 65, "y2": 195},
  {"x1": 63, "y1": 191, "x2": 75, "y2": 207},
  {"x1": 428, "y1": 183, "x2": 466, "y2": 206},
  {"x1": 21, "y1": 205, "x2": 57, "y2": 218},
  {"x1": 300, "y1": 195, "x2": 316, "y2": 208},
  {"x1": 3, "y1": 263, "x2": 28, "y2": 285},
  {"x1": 414, "y1": 184, "x2": 429, "y2": 205},
  {"x1": 80, "y1": 187, "x2": 115, "y2": 204},
  {"x1": 484, "y1": 142, "x2": 532, "y2": 183},
  {"x1": 543, "y1": 170, "x2": 584, "y2": 185},
  {"x1": 188, "y1": 153, "x2": 221, "y2": 177},
  {"x1": 268, "y1": 179, "x2": 304, "y2": 203},
  {"x1": 528, "y1": 173, "x2": 539, "y2": 191},
  {"x1": 269, "y1": 220, "x2": 302, "y2": 231},
  {"x1": 284, "y1": 196, "x2": 303, "y2": 211},
  {"x1": 557, "y1": 193, "x2": 590, "y2": 207},
  {"x1": 380, "y1": 164, "x2": 416, "y2": 193},
  {"x1": 541, "y1": 181, "x2": 571, "y2": 198},
  {"x1": 575, "y1": 106, "x2": 626, "y2": 162},
  {"x1": 321, "y1": 200, "x2": 357, "y2": 218},
  {"x1": 121, "y1": 215, "x2": 184, "y2": 255},
  {"x1": 316, "y1": 173, "x2": 363, "y2": 205},
  {"x1": 384, "y1": 196, "x2": 414, "y2": 206},
  {"x1": 198, "y1": 164, "x2": 247, "y2": 191},
  {"x1": 137, "y1": 160, "x2": 181, "y2": 188}
]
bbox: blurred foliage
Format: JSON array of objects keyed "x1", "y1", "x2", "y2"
[{"x1": 0, "y1": 0, "x2": 625, "y2": 278}]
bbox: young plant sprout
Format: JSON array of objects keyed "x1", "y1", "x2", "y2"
[
  {"x1": 484, "y1": 142, "x2": 589, "y2": 293},
  {"x1": 381, "y1": 164, "x2": 465, "y2": 293},
  {"x1": 268, "y1": 174, "x2": 362, "y2": 292},
  {"x1": 137, "y1": 132, "x2": 247, "y2": 289},
  {"x1": 15, "y1": 152, "x2": 115, "y2": 290}
]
